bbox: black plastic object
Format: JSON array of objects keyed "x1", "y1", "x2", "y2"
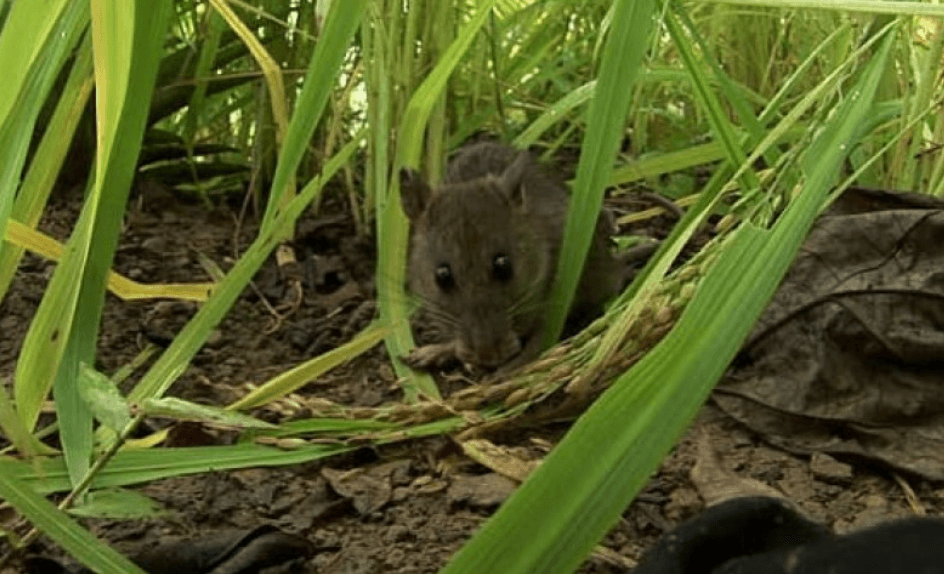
[{"x1": 633, "y1": 496, "x2": 944, "y2": 574}]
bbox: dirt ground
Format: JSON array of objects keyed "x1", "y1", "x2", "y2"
[{"x1": 1, "y1": 183, "x2": 940, "y2": 573}]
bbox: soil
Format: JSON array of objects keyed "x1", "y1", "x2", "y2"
[{"x1": 1, "y1": 184, "x2": 941, "y2": 573}]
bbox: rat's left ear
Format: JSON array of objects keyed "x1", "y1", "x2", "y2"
[{"x1": 499, "y1": 151, "x2": 530, "y2": 208}]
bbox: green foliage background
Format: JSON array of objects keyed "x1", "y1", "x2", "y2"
[{"x1": 0, "y1": 0, "x2": 941, "y2": 572}]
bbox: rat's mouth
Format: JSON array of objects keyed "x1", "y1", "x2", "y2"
[{"x1": 461, "y1": 334, "x2": 529, "y2": 372}]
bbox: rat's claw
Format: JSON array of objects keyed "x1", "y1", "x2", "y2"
[{"x1": 402, "y1": 342, "x2": 458, "y2": 370}]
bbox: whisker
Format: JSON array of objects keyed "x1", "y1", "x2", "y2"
[
  {"x1": 408, "y1": 296, "x2": 459, "y2": 327},
  {"x1": 508, "y1": 273, "x2": 550, "y2": 315}
]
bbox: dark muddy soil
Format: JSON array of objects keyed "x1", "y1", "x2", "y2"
[{"x1": 1, "y1": 185, "x2": 939, "y2": 573}]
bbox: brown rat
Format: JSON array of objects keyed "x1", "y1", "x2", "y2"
[{"x1": 399, "y1": 141, "x2": 620, "y2": 372}]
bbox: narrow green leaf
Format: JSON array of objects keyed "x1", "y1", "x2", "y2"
[
  {"x1": 183, "y1": 10, "x2": 225, "y2": 145},
  {"x1": 77, "y1": 363, "x2": 131, "y2": 433},
  {"x1": 228, "y1": 321, "x2": 387, "y2": 410},
  {"x1": 1, "y1": 444, "x2": 351, "y2": 495},
  {"x1": 67, "y1": 488, "x2": 166, "y2": 520},
  {"x1": 513, "y1": 81, "x2": 596, "y2": 149},
  {"x1": 543, "y1": 0, "x2": 656, "y2": 347},
  {"x1": 0, "y1": 0, "x2": 88, "y2": 261},
  {"x1": 141, "y1": 398, "x2": 276, "y2": 430},
  {"x1": 696, "y1": 0, "x2": 944, "y2": 17},
  {"x1": 32, "y1": 0, "x2": 171, "y2": 485},
  {"x1": 665, "y1": 8, "x2": 758, "y2": 193},
  {"x1": 0, "y1": 33, "x2": 94, "y2": 303},
  {"x1": 260, "y1": 0, "x2": 369, "y2": 235},
  {"x1": 2, "y1": 417, "x2": 465, "y2": 496},
  {"x1": 4, "y1": 0, "x2": 91, "y2": 458},
  {"x1": 0, "y1": 0, "x2": 70, "y2": 126},
  {"x1": 0, "y1": 471, "x2": 146, "y2": 574}
]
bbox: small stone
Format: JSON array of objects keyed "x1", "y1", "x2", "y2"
[
  {"x1": 141, "y1": 236, "x2": 167, "y2": 252},
  {"x1": 205, "y1": 329, "x2": 224, "y2": 348},
  {"x1": 391, "y1": 486, "x2": 411, "y2": 502},
  {"x1": 664, "y1": 486, "x2": 702, "y2": 522},
  {"x1": 810, "y1": 452, "x2": 853, "y2": 484},
  {"x1": 447, "y1": 473, "x2": 516, "y2": 509},
  {"x1": 384, "y1": 524, "x2": 411, "y2": 543}
]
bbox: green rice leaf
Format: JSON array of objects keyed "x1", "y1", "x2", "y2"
[
  {"x1": 77, "y1": 363, "x2": 131, "y2": 433},
  {"x1": 543, "y1": 0, "x2": 656, "y2": 346},
  {"x1": 141, "y1": 398, "x2": 277, "y2": 430},
  {"x1": 67, "y1": 488, "x2": 166, "y2": 520},
  {"x1": 260, "y1": 0, "x2": 369, "y2": 235},
  {"x1": 0, "y1": 471, "x2": 146, "y2": 573}
]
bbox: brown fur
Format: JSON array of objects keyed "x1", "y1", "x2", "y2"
[{"x1": 399, "y1": 141, "x2": 619, "y2": 371}]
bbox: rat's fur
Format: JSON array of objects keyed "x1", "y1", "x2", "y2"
[{"x1": 399, "y1": 141, "x2": 618, "y2": 371}]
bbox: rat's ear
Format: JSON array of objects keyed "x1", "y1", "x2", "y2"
[
  {"x1": 499, "y1": 151, "x2": 529, "y2": 208},
  {"x1": 399, "y1": 168, "x2": 433, "y2": 221}
]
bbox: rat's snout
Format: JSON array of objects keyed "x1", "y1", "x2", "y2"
[{"x1": 455, "y1": 310, "x2": 522, "y2": 369}]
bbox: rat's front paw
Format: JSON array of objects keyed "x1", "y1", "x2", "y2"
[{"x1": 402, "y1": 342, "x2": 459, "y2": 370}]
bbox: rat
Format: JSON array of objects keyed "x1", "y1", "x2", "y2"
[{"x1": 398, "y1": 141, "x2": 621, "y2": 372}]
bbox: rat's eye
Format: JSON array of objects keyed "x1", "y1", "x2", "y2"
[
  {"x1": 492, "y1": 253, "x2": 513, "y2": 282},
  {"x1": 434, "y1": 263, "x2": 454, "y2": 290}
]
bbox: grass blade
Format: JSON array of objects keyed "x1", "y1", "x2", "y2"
[
  {"x1": 0, "y1": 471, "x2": 145, "y2": 573},
  {"x1": 0, "y1": 0, "x2": 91, "y2": 459},
  {"x1": 3, "y1": 0, "x2": 89, "y2": 446},
  {"x1": 697, "y1": 0, "x2": 944, "y2": 17},
  {"x1": 259, "y1": 0, "x2": 369, "y2": 236},
  {"x1": 18, "y1": 0, "x2": 172, "y2": 484},
  {"x1": 543, "y1": 0, "x2": 657, "y2": 345},
  {"x1": 0, "y1": 0, "x2": 70, "y2": 127},
  {"x1": 228, "y1": 321, "x2": 387, "y2": 410},
  {"x1": 0, "y1": 33, "x2": 94, "y2": 303}
]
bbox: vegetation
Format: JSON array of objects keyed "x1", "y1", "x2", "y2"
[{"x1": 0, "y1": 0, "x2": 941, "y2": 572}]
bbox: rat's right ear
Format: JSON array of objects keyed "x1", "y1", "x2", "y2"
[
  {"x1": 399, "y1": 168, "x2": 432, "y2": 221},
  {"x1": 499, "y1": 151, "x2": 530, "y2": 208}
]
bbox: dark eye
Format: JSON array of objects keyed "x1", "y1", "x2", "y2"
[
  {"x1": 434, "y1": 263, "x2": 454, "y2": 290},
  {"x1": 492, "y1": 253, "x2": 513, "y2": 282}
]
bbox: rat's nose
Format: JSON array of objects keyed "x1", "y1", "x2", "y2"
[{"x1": 456, "y1": 330, "x2": 521, "y2": 369}]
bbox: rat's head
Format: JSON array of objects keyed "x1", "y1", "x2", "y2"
[{"x1": 399, "y1": 153, "x2": 553, "y2": 369}]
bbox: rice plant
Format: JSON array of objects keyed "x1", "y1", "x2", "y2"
[{"x1": 0, "y1": 0, "x2": 939, "y2": 572}]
